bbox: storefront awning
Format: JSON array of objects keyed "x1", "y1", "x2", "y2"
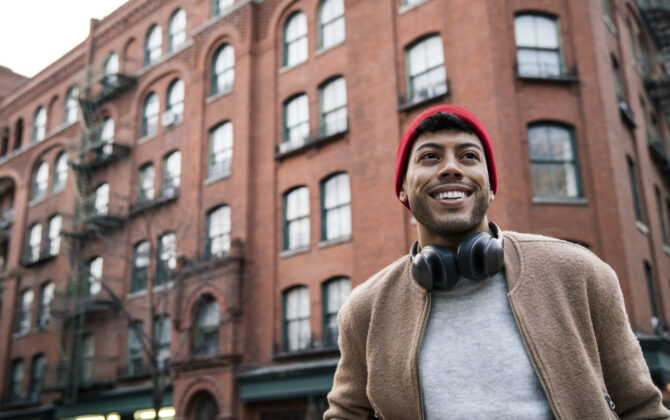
[{"x1": 55, "y1": 384, "x2": 172, "y2": 419}]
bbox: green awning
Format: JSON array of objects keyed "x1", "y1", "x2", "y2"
[
  {"x1": 238, "y1": 358, "x2": 338, "y2": 402},
  {"x1": 55, "y1": 385, "x2": 172, "y2": 419}
]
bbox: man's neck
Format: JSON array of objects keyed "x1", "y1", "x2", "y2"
[{"x1": 417, "y1": 219, "x2": 491, "y2": 253}]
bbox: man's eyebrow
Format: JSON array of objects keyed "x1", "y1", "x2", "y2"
[
  {"x1": 415, "y1": 142, "x2": 444, "y2": 151},
  {"x1": 456, "y1": 142, "x2": 483, "y2": 151}
]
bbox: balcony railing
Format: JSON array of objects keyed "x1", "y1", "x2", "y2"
[
  {"x1": 275, "y1": 119, "x2": 349, "y2": 160},
  {"x1": 638, "y1": 0, "x2": 670, "y2": 52},
  {"x1": 51, "y1": 278, "x2": 119, "y2": 319},
  {"x1": 73, "y1": 191, "x2": 127, "y2": 229},
  {"x1": 94, "y1": 73, "x2": 136, "y2": 105}
]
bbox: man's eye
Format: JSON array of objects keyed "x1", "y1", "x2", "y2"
[
  {"x1": 463, "y1": 152, "x2": 479, "y2": 160},
  {"x1": 420, "y1": 152, "x2": 437, "y2": 160}
]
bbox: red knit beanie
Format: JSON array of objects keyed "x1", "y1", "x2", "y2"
[{"x1": 394, "y1": 105, "x2": 497, "y2": 210}]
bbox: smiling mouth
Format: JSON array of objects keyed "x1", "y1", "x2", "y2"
[{"x1": 430, "y1": 191, "x2": 472, "y2": 200}]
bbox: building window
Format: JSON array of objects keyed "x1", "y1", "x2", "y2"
[
  {"x1": 154, "y1": 315, "x2": 171, "y2": 369},
  {"x1": 627, "y1": 21, "x2": 640, "y2": 65},
  {"x1": 402, "y1": 0, "x2": 424, "y2": 5},
  {"x1": 64, "y1": 86, "x2": 79, "y2": 124},
  {"x1": 103, "y1": 53, "x2": 119, "y2": 85},
  {"x1": 284, "y1": 187, "x2": 310, "y2": 250},
  {"x1": 14, "y1": 118, "x2": 23, "y2": 151},
  {"x1": 100, "y1": 117, "x2": 115, "y2": 155},
  {"x1": 283, "y1": 94, "x2": 309, "y2": 147},
  {"x1": 168, "y1": 9, "x2": 186, "y2": 53},
  {"x1": 206, "y1": 205, "x2": 231, "y2": 258},
  {"x1": 208, "y1": 122, "x2": 233, "y2": 179},
  {"x1": 406, "y1": 35, "x2": 447, "y2": 103},
  {"x1": 612, "y1": 56, "x2": 625, "y2": 101},
  {"x1": 52, "y1": 152, "x2": 68, "y2": 193},
  {"x1": 321, "y1": 173, "x2": 351, "y2": 241},
  {"x1": 28, "y1": 355, "x2": 45, "y2": 401},
  {"x1": 194, "y1": 296, "x2": 220, "y2": 355},
  {"x1": 32, "y1": 107, "x2": 46, "y2": 143},
  {"x1": 320, "y1": 77, "x2": 347, "y2": 136},
  {"x1": 212, "y1": 0, "x2": 234, "y2": 16},
  {"x1": 141, "y1": 92, "x2": 160, "y2": 138},
  {"x1": 81, "y1": 334, "x2": 95, "y2": 382},
  {"x1": 46, "y1": 214, "x2": 62, "y2": 256},
  {"x1": 94, "y1": 183, "x2": 109, "y2": 215},
  {"x1": 528, "y1": 123, "x2": 582, "y2": 199},
  {"x1": 127, "y1": 320, "x2": 144, "y2": 374},
  {"x1": 284, "y1": 286, "x2": 310, "y2": 351},
  {"x1": 514, "y1": 14, "x2": 563, "y2": 77},
  {"x1": 211, "y1": 44, "x2": 235, "y2": 96},
  {"x1": 162, "y1": 151, "x2": 181, "y2": 196},
  {"x1": 157, "y1": 232, "x2": 176, "y2": 286},
  {"x1": 655, "y1": 188, "x2": 668, "y2": 245},
  {"x1": 8, "y1": 360, "x2": 23, "y2": 400},
  {"x1": 31, "y1": 161, "x2": 48, "y2": 202},
  {"x1": 322, "y1": 277, "x2": 350, "y2": 347},
  {"x1": 283, "y1": 12, "x2": 308, "y2": 67},
  {"x1": 644, "y1": 262, "x2": 661, "y2": 330},
  {"x1": 37, "y1": 282, "x2": 54, "y2": 329},
  {"x1": 131, "y1": 241, "x2": 149, "y2": 293},
  {"x1": 15, "y1": 289, "x2": 33, "y2": 334},
  {"x1": 145, "y1": 25, "x2": 162, "y2": 66},
  {"x1": 138, "y1": 163, "x2": 155, "y2": 203},
  {"x1": 318, "y1": 0, "x2": 344, "y2": 50},
  {"x1": 87, "y1": 257, "x2": 103, "y2": 297},
  {"x1": 26, "y1": 223, "x2": 42, "y2": 262},
  {"x1": 627, "y1": 157, "x2": 644, "y2": 223},
  {"x1": 165, "y1": 78, "x2": 184, "y2": 125}
]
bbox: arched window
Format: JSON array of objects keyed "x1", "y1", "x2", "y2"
[
  {"x1": 162, "y1": 150, "x2": 181, "y2": 196},
  {"x1": 208, "y1": 122, "x2": 233, "y2": 179},
  {"x1": 157, "y1": 231, "x2": 176, "y2": 286},
  {"x1": 141, "y1": 92, "x2": 159, "y2": 137},
  {"x1": 87, "y1": 256, "x2": 103, "y2": 297},
  {"x1": 145, "y1": 25, "x2": 162, "y2": 66},
  {"x1": 318, "y1": 0, "x2": 345, "y2": 50},
  {"x1": 514, "y1": 13, "x2": 564, "y2": 77},
  {"x1": 28, "y1": 354, "x2": 46, "y2": 401},
  {"x1": 166, "y1": 78, "x2": 184, "y2": 124},
  {"x1": 206, "y1": 205, "x2": 231, "y2": 258},
  {"x1": 321, "y1": 173, "x2": 351, "y2": 240},
  {"x1": 322, "y1": 277, "x2": 350, "y2": 347},
  {"x1": 26, "y1": 223, "x2": 42, "y2": 262},
  {"x1": 283, "y1": 94, "x2": 309, "y2": 146},
  {"x1": 168, "y1": 9, "x2": 186, "y2": 53},
  {"x1": 212, "y1": 0, "x2": 234, "y2": 16},
  {"x1": 138, "y1": 163, "x2": 155, "y2": 203},
  {"x1": 52, "y1": 152, "x2": 68, "y2": 193},
  {"x1": 283, "y1": 12, "x2": 308, "y2": 67},
  {"x1": 101, "y1": 117, "x2": 115, "y2": 155},
  {"x1": 527, "y1": 123, "x2": 582, "y2": 199},
  {"x1": 211, "y1": 44, "x2": 235, "y2": 96},
  {"x1": 64, "y1": 86, "x2": 79, "y2": 124},
  {"x1": 283, "y1": 186, "x2": 310, "y2": 250},
  {"x1": 194, "y1": 296, "x2": 220, "y2": 355},
  {"x1": 405, "y1": 35, "x2": 446, "y2": 103},
  {"x1": 46, "y1": 214, "x2": 62, "y2": 256},
  {"x1": 283, "y1": 286, "x2": 310, "y2": 351},
  {"x1": 31, "y1": 161, "x2": 48, "y2": 202},
  {"x1": 103, "y1": 52, "x2": 119, "y2": 85},
  {"x1": 32, "y1": 107, "x2": 46, "y2": 143},
  {"x1": 14, "y1": 118, "x2": 23, "y2": 151},
  {"x1": 131, "y1": 241, "x2": 149, "y2": 292},
  {"x1": 37, "y1": 282, "x2": 54, "y2": 329},
  {"x1": 94, "y1": 183, "x2": 109, "y2": 215},
  {"x1": 319, "y1": 77, "x2": 347, "y2": 136}
]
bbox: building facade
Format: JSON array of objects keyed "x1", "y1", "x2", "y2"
[{"x1": 0, "y1": 0, "x2": 669, "y2": 419}]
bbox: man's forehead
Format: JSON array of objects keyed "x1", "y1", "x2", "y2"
[{"x1": 410, "y1": 130, "x2": 483, "y2": 153}]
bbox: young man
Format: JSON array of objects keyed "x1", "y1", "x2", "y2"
[{"x1": 324, "y1": 105, "x2": 670, "y2": 419}]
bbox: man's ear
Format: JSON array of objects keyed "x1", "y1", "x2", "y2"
[
  {"x1": 399, "y1": 189, "x2": 408, "y2": 204},
  {"x1": 489, "y1": 191, "x2": 495, "y2": 201}
]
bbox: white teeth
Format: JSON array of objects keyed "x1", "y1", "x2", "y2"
[{"x1": 436, "y1": 191, "x2": 466, "y2": 200}]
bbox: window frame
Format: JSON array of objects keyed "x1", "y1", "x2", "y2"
[
  {"x1": 16, "y1": 289, "x2": 33, "y2": 334},
  {"x1": 317, "y1": 0, "x2": 345, "y2": 50},
  {"x1": 145, "y1": 24, "x2": 163, "y2": 66},
  {"x1": 166, "y1": 78, "x2": 185, "y2": 122},
  {"x1": 404, "y1": 34, "x2": 447, "y2": 103},
  {"x1": 319, "y1": 77, "x2": 348, "y2": 137},
  {"x1": 321, "y1": 277, "x2": 350, "y2": 348},
  {"x1": 37, "y1": 282, "x2": 54, "y2": 329},
  {"x1": 205, "y1": 205, "x2": 231, "y2": 258},
  {"x1": 283, "y1": 94, "x2": 310, "y2": 146},
  {"x1": 168, "y1": 9, "x2": 186, "y2": 53},
  {"x1": 137, "y1": 163, "x2": 156, "y2": 203},
  {"x1": 162, "y1": 150, "x2": 181, "y2": 196},
  {"x1": 32, "y1": 106, "x2": 46, "y2": 143},
  {"x1": 208, "y1": 121, "x2": 234, "y2": 180},
  {"x1": 283, "y1": 186, "x2": 310, "y2": 251},
  {"x1": 46, "y1": 214, "x2": 62, "y2": 256},
  {"x1": 9, "y1": 359, "x2": 24, "y2": 400},
  {"x1": 31, "y1": 161, "x2": 49, "y2": 202},
  {"x1": 126, "y1": 320, "x2": 144, "y2": 374},
  {"x1": 153, "y1": 315, "x2": 171, "y2": 369},
  {"x1": 87, "y1": 256, "x2": 103, "y2": 297},
  {"x1": 283, "y1": 12, "x2": 308, "y2": 68},
  {"x1": 63, "y1": 86, "x2": 79, "y2": 125},
  {"x1": 212, "y1": 0, "x2": 234, "y2": 17},
  {"x1": 527, "y1": 122, "x2": 583, "y2": 200},
  {"x1": 26, "y1": 223, "x2": 42, "y2": 263},
  {"x1": 131, "y1": 241, "x2": 149, "y2": 293},
  {"x1": 141, "y1": 92, "x2": 160, "y2": 138},
  {"x1": 627, "y1": 156, "x2": 644, "y2": 223},
  {"x1": 283, "y1": 286, "x2": 311, "y2": 352},
  {"x1": 194, "y1": 296, "x2": 220, "y2": 355},
  {"x1": 514, "y1": 13, "x2": 566, "y2": 78},
  {"x1": 52, "y1": 152, "x2": 68, "y2": 193},
  {"x1": 28, "y1": 354, "x2": 45, "y2": 401},
  {"x1": 211, "y1": 44, "x2": 235, "y2": 96},
  {"x1": 156, "y1": 231, "x2": 176, "y2": 286},
  {"x1": 320, "y1": 172, "x2": 351, "y2": 241}
]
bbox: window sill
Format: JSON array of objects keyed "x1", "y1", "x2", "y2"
[
  {"x1": 28, "y1": 196, "x2": 45, "y2": 207},
  {"x1": 397, "y1": 89, "x2": 449, "y2": 112},
  {"x1": 12, "y1": 331, "x2": 30, "y2": 340},
  {"x1": 129, "y1": 190, "x2": 179, "y2": 217},
  {"x1": 399, "y1": 0, "x2": 432, "y2": 14},
  {"x1": 127, "y1": 289, "x2": 148, "y2": 299},
  {"x1": 317, "y1": 235, "x2": 352, "y2": 249},
  {"x1": 275, "y1": 127, "x2": 349, "y2": 161},
  {"x1": 315, "y1": 40, "x2": 345, "y2": 57},
  {"x1": 204, "y1": 171, "x2": 232, "y2": 185},
  {"x1": 279, "y1": 246, "x2": 310, "y2": 258},
  {"x1": 279, "y1": 60, "x2": 307, "y2": 75},
  {"x1": 206, "y1": 89, "x2": 233, "y2": 104},
  {"x1": 273, "y1": 346, "x2": 339, "y2": 360},
  {"x1": 162, "y1": 119, "x2": 183, "y2": 133},
  {"x1": 515, "y1": 73, "x2": 580, "y2": 84},
  {"x1": 636, "y1": 221, "x2": 649, "y2": 235},
  {"x1": 138, "y1": 133, "x2": 157, "y2": 145},
  {"x1": 33, "y1": 325, "x2": 50, "y2": 333},
  {"x1": 531, "y1": 197, "x2": 588, "y2": 206},
  {"x1": 604, "y1": 16, "x2": 617, "y2": 35},
  {"x1": 153, "y1": 281, "x2": 174, "y2": 292},
  {"x1": 21, "y1": 253, "x2": 57, "y2": 267}
]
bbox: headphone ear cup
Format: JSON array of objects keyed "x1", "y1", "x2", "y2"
[
  {"x1": 457, "y1": 233, "x2": 504, "y2": 280},
  {"x1": 423, "y1": 246, "x2": 458, "y2": 290},
  {"x1": 411, "y1": 252, "x2": 436, "y2": 292}
]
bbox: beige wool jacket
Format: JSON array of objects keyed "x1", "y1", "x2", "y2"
[{"x1": 325, "y1": 231, "x2": 670, "y2": 419}]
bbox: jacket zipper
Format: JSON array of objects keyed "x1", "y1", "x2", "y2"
[
  {"x1": 412, "y1": 292, "x2": 431, "y2": 420},
  {"x1": 604, "y1": 392, "x2": 621, "y2": 419},
  {"x1": 507, "y1": 296, "x2": 561, "y2": 419}
]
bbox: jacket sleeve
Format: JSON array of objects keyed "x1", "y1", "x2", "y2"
[
  {"x1": 324, "y1": 298, "x2": 375, "y2": 419},
  {"x1": 595, "y1": 267, "x2": 670, "y2": 419}
]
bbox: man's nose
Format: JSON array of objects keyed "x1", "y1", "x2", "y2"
[{"x1": 437, "y1": 154, "x2": 464, "y2": 179}]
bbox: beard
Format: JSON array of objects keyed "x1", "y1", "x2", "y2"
[{"x1": 408, "y1": 182, "x2": 490, "y2": 237}]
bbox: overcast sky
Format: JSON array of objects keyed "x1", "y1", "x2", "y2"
[{"x1": 0, "y1": 0, "x2": 129, "y2": 78}]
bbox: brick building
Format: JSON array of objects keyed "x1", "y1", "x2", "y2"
[{"x1": 0, "y1": 0, "x2": 669, "y2": 419}]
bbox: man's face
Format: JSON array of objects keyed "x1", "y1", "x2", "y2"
[{"x1": 399, "y1": 129, "x2": 493, "y2": 243}]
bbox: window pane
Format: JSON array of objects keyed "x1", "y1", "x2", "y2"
[
  {"x1": 285, "y1": 13, "x2": 308, "y2": 66},
  {"x1": 104, "y1": 53, "x2": 119, "y2": 76},
  {"x1": 169, "y1": 9, "x2": 186, "y2": 52},
  {"x1": 48, "y1": 215, "x2": 62, "y2": 255},
  {"x1": 168, "y1": 79, "x2": 185, "y2": 117},
  {"x1": 213, "y1": 45, "x2": 235, "y2": 94},
  {"x1": 535, "y1": 16, "x2": 559, "y2": 48},
  {"x1": 209, "y1": 122, "x2": 233, "y2": 178}
]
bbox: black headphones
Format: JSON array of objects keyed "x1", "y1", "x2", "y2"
[{"x1": 409, "y1": 222, "x2": 504, "y2": 292}]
